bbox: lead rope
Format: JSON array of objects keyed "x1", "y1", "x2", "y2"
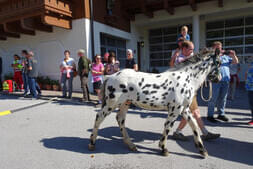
[{"x1": 201, "y1": 80, "x2": 212, "y2": 102}]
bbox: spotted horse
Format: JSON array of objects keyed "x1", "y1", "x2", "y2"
[{"x1": 88, "y1": 49, "x2": 221, "y2": 158}]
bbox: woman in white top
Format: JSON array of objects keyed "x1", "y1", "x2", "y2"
[{"x1": 60, "y1": 50, "x2": 76, "y2": 98}]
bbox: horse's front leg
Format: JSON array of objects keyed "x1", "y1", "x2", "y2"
[
  {"x1": 116, "y1": 103, "x2": 137, "y2": 151},
  {"x1": 182, "y1": 108, "x2": 208, "y2": 158},
  {"x1": 88, "y1": 104, "x2": 113, "y2": 151},
  {"x1": 159, "y1": 105, "x2": 181, "y2": 156}
]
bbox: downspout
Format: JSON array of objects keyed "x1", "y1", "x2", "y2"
[{"x1": 89, "y1": 0, "x2": 95, "y2": 61}]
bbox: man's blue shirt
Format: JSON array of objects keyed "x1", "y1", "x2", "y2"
[{"x1": 220, "y1": 55, "x2": 232, "y2": 82}]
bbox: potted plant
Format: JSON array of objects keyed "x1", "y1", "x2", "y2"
[
  {"x1": 52, "y1": 80, "x2": 60, "y2": 91},
  {"x1": 4, "y1": 73, "x2": 14, "y2": 80},
  {"x1": 37, "y1": 76, "x2": 45, "y2": 89},
  {"x1": 44, "y1": 76, "x2": 52, "y2": 90}
]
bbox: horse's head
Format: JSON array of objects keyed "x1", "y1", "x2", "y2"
[{"x1": 206, "y1": 48, "x2": 221, "y2": 83}]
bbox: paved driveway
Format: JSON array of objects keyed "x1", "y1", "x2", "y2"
[{"x1": 0, "y1": 89, "x2": 252, "y2": 169}]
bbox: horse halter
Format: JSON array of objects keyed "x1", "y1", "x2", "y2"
[
  {"x1": 208, "y1": 49, "x2": 221, "y2": 83},
  {"x1": 201, "y1": 49, "x2": 221, "y2": 102}
]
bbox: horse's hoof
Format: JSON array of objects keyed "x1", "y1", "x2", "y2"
[
  {"x1": 129, "y1": 145, "x2": 138, "y2": 152},
  {"x1": 88, "y1": 144, "x2": 95, "y2": 151},
  {"x1": 161, "y1": 149, "x2": 169, "y2": 156},
  {"x1": 200, "y1": 150, "x2": 208, "y2": 158}
]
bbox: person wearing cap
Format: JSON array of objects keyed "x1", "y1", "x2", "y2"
[
  {"x1": 91, "y1": 54, "x2": 104, "y2": 104},
  {"x1": 125, "y1": 49, "x2": 138, "y2": 71},
  {"x1": 27, "y1": 51, "x2": 40, "y2": 99},
  {"x1": 78, "y1": 49, "x2": 91, "y2": 102},
  {"x1": 60, "y1": 50, "x2": 76, "y2": 99}
]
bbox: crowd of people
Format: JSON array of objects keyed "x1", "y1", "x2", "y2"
[
  {"x1": 58, "y1": 48, "x2": 137, "y2": 104},
  {"x1": 2, "y1": 50, "x2": 41, "y2": 99},
  {"x1": 0, "y1": 25, "x2": 252, "y2": 127}
]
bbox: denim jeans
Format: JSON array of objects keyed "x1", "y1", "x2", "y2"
[
  {"x1": 61, "y1": 72, "x2": 74, "y2": 97},
  {"x1": 28, "y1": 77, "x2": 37, "y2": 98},
  {"x1": 248, "y1": 91, "x2": 253, "y2": 119},
  {"x1": 23, "y1": 73, "x2": 41, "y2": 95},
  {"x1": 208, "y1": 81, "x2": 230, "y2": 117},
  {"x1": 22, "y1": 72, "x2": 29, "y2": 94}
]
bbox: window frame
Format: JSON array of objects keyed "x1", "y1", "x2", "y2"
[{"x1": 206, "y1": 16, "x2": 253, "y2": 63}]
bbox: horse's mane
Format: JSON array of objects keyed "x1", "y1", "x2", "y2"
[{"x1": 166, "y1": 48, "x2": 215, "y2": 72}]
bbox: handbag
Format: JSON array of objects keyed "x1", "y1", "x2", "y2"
[{"x1": 73, "y1": 69, "x2": 78, "y2": 77}]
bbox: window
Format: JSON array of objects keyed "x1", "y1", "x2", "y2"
[
  {"x1": 100, "y1": 33, "x2": 126, "y2": 68},
  {"x1": 206, "y1": 16, "x2": 253, "y2": 63},
  {"x1": 106, "y1": 0, "x2": 115, "y2": 15},
  {"x1": 149, "y1": 24, "x2": 192, "y2": 67}
]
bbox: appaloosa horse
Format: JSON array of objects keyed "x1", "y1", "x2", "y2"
[{"x1": 88, "y1": 49, "x2": 221, "y2": 158}]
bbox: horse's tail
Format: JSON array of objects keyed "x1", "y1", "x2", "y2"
[{"x1": 100, "y1": 78, "x2": 108, "y2": 107}]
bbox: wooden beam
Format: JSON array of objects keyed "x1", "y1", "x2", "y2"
[
  {"x1": 189, "y1": 0, "x2": 197, "y2": 11},
  {"x1": 4, "y1": 20, "x2": 35, "y2": 35},
  {"x1": 0, "y1": 24, "x2": 20, "y2": 38},
  {"x1": 218, "y1": 0, "x2": 223, "y2": 7},
  {"x1": 42, "y1": 14, "x2": 72, "y2": 29},
  {"x1": 22, "y1": 16, "x2": 53, "y2": 33},
  {"x1": 140, "y1": 0, "x2": 154, "y2": 18},
  {"x1": 164, "y1": 0, "x2": 174, "y2": 15}
]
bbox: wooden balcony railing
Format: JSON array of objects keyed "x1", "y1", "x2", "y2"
[
  {"x1": 0, "y1": 0, "x2": 73, "y2": 40},
  {"x1": 0, "y1": 0, "x2": 72, "y2": 21}
]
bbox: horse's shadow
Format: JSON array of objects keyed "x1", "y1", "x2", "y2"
[
  {"x1": 176, "y1": 137, "x2": 253, "y2": 165},
  {"x1": 41, "y1": 126, "x2": 253, "y2": 165},
  {"x1": 40, "y1": 127, "x2": 162, "y2": 155}
]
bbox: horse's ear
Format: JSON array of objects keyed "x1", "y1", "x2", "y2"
[{"x1": 215, "y1": 48, "x2": 220, "y2": 56}]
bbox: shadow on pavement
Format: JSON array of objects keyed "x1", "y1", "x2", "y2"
[
  {"x1": 203, "y1": 117, "x2": 253, "y2": 129},
  {"x1": 41, "y1": 127, "x2": 162, "y2": 156},
  {"x1": 41, "y1": 126, "x2": 253, "y2": 165},
  {"x1": 176, "y1": 137, "x2": 253, "y2": 166},
  {"x1": 127, "y1": 110, "x2": 168, "y2": 119},
  {"x1": 0, "y1": 92, "x2": 97, "y2": 107}
]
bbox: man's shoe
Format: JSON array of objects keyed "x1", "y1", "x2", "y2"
[
  {"x1": 248, "y1": 120, "x2": 253, "y2": 125},
  {"x1": 207, "y1": 116, "x2": 218, "y2": 123},
  {"x1": 172, "y1": 132, "x2": 189, "y2": 141},
  {"x1": 24, "y1": 94, "x2": 32, "y2": 98},
  {"x1": 202, "y1": 132, "x2": 220, "y2": 141},
  {"x1": 217, "y1": 115, "x2": 229, "y2": 122},
  {"x1": 59, "y1": 96, "x2": 67, "y2": 99}
]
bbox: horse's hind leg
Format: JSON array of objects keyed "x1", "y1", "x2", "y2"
[
  {"x1": 88, "y1": 102, "x2": 114, "y2": 151},
  {"x1": 159, "y1": 105, "x2": 182, "y2": 156},
  {"x1": 182, "y1": 108, "x2": 208, "y2": 158},
  {"x1": 116, "y1": 103, "x2": 137, "y2": 151}
]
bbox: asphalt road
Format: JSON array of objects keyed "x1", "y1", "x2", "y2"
[{"x1": 0, "y1": 90, "x2": 252, "y2": 169}]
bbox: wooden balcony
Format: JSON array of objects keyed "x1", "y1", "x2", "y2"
[{"x1": 0, "y1": 0, "x2": 73, "y2": 40}]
